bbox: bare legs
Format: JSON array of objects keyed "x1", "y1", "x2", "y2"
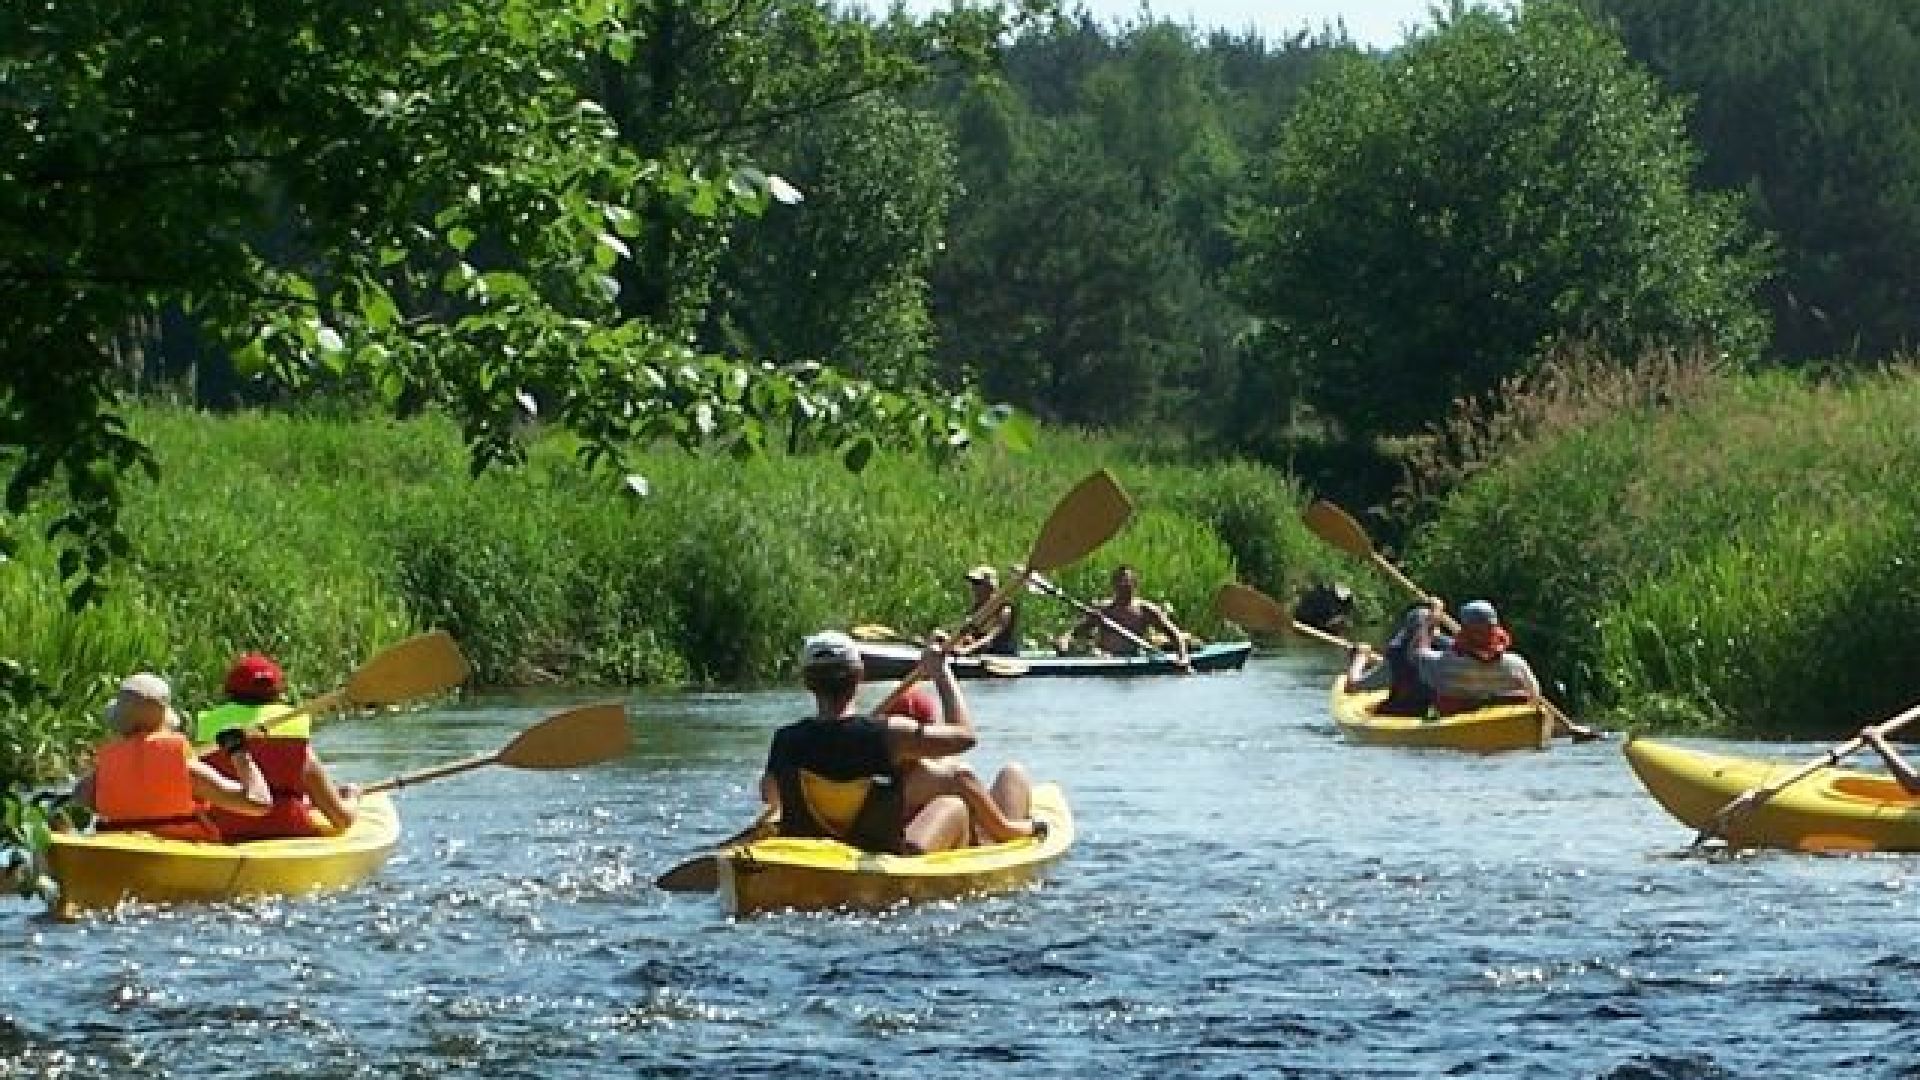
[{"x1": 901, "y1": 759, "x2": 1035, "y2": 851}]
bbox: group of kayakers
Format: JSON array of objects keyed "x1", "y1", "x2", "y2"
[
  {"x1": 956, "y1": 563, "x2": 1195, "y2": 668},
  {"x1": 70, "y1": 654, "x2": 362, "y2": 843},
  {"x1": 759, "y1": 561, "x2": 1198, "y2": 856}
]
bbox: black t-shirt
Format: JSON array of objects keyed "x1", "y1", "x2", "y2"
[{"x1": 766, "y1": 714, "x2": 902, "y2": 851}]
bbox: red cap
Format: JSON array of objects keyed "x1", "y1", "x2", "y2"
[
  {"x1": 224, "y1": 652, "x2": 285, "y2": 698},
  {"x1": 903, "y1": 687, "x2": 939, "y2": 722}
]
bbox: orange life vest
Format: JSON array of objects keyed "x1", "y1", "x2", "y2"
[{"x1": 94, "y1": 730, "x2": 219, "y2": 842}]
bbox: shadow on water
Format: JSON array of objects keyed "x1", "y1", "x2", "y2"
[{"x1": 7, "y1": 647, "x2": 1920, "y2": 1076}]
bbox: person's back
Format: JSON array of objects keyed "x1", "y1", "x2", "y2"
[
  {"x1": 78, "y1": 672, "x2": 272, "y2": 842},
  {"x1": 1355, "y1": 606, "x2": 1444, "y2": 717},
  {"x1": 96, "y1": 726, "x2": 210, "y2": 841},
  {"x1": 766, "y1": 711, "x2": 903, "y2": 852},
  {"x1": 197, "y1": 653, "x2": 357, "y2": 840},
  {"x1": 1413, "y1": 601, "x2": 1537, "y2": 714}
]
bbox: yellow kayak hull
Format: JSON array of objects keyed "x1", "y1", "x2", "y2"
[
  {"x1": 1329, "y1": 676, "x2": 1549, "y2": 753},
  {"x1": 718, "y1": 782, "x2": 1074, "y2": 916},
  {"x1": 47, "y1": 793, "x2": 400, "y2": 917},
  {"x1": 1624, "y1": 737, "x2": 1920, "y2": 852}
]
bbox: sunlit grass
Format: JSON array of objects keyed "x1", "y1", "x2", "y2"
[
  {"x1": 1414, "y1": 364, "x2": 1920, "y2": 736},
  {"x1": 0, "y1": 407, "x2": 1361, "y2": 781}
]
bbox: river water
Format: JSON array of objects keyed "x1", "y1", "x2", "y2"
[{"x1": 5, "y1": 649, "x2": 1919, "y2": 1077}]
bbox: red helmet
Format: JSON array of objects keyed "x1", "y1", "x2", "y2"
[{"x1": 224, "y1": 652, "x2": 286, "y2": 699}]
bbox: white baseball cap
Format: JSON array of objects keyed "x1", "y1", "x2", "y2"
[{"x1": 800, "y1": 631, "x2": 862, "y2": 670}]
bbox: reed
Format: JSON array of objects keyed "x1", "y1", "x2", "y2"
[
  {"x1": 0, "y1": 408, "x2": 1359, "y2": 782},
  {"x1": 1412, "y1": 362, "x2": 1920, "y2": 736}
]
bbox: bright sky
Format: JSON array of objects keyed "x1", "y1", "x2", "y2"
[
  {"x1": 1068, "y1": 0, "x2": 1441, "y2": 47},
  {"x1": 893, "y1": 1, "x2": 1452, "y2": 49}
]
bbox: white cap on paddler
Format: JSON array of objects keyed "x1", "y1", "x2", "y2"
[
  {"x1": 107, "y1": 671, "x2": 182, "y2": 731},
  {"x1": 800, "y1": 631, "x2": 861, "y2": 670}
]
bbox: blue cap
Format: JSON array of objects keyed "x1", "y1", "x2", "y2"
[{"x1": 1460, "y1": 601, "x2": 1499, "y2": 625}]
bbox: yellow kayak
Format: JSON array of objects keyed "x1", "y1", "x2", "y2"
[
  {"x1": 46, "y1": 793, "x2": 400, "y2": 917},
  {"x1": 1624, "y1": 737, "x2": 1920, "y2": 852},
  {"x1": 1329, "y1": 675, "x2": 1550, "y2": 753},
  {"x1": 717, "y1": 782, "x2": 1074, "y2": 916}
]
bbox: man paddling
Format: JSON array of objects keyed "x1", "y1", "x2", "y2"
[
  {"x1": 1410, "y1": 598, "x2": 1599, "y2": 740},
  {"x1": 1054, "y1": 564, "x2": 1192, "y2": 669},
  {"x1": 759, "y1": 632, "x2": 1040, "y2": 855},
  {"x1": 952, "y1": 565, "x2": 1021, "y2": 658}
]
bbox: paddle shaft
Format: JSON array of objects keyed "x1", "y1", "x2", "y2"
[
  {"x1": 654, "y1": 807, "x2": 780, "y2": 893},
  {"x1": 1291, "y1": 620, "x2": 1356, "y2": 650},
  {"x1": 1029, "y1": 573, "x2": 1171, "y2": 659},
  {"x1": 364, "y1": 752, "x2": 496, "y2": 794},
  {"x1": 1696, "y1": 700, "x2": 1920, "y2": 845}
]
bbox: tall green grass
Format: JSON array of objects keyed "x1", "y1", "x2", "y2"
[
  {"x1": 1412, "y1": 365, "x2": 1920, "y2": 736},
  {"x1": 0, "y1": 409, "x2": 1368, "y2": 782}
]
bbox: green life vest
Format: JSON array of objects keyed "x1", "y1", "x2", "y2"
[{"x1": 192, "y1": 700, "x2": 305, "y2": 745}]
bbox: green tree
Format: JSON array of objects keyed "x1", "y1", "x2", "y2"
[
  {"x1": 1235, "y1": 1, "x2": 1769, "y2": 453},
  {"x1": 711, "y1": 98, "x2": 955, "y2": 383},
  {"x1": 0, "y1": 2, "x2": 1014, "y2": 588},
  {"x1": 1587, "y1": 0, "x2": 1920, "y2": 364}
]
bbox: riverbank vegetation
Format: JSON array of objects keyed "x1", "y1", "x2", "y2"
[
  {"x1": 1408, "y1": 355, "x2": 1920, "y2": 737},
  {"x1": 12, "y1": 0, "x2": 1920, "y2": 788},
  {"x1": 0, "y1": 409, "x2": 1362, "y2": 784}
]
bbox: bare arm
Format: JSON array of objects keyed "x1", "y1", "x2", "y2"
[
  {"x1": 1144, "y1": 602, "x2": 1190, "y2": 665},
  {"x1": 885, "y1": 645, "x2": 977, "y2": 763},
  {"x1": 303, "y1": 751, "x2": 359, "y2": 833},
  {"x1": 1345, "y1": 646, "x2": 1389, "y2": 693},
  {"x1": 190, "y1": 754, "x2": 272, "y2": 816},
  {"x1": 952, "y1": 605, "x2": 1012, "y2": 657}
]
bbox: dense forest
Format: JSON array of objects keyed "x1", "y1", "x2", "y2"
[{"x1": 8, "y1": 0, "x2": 1920, "y2": 782}]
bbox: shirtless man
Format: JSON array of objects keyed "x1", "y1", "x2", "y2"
[{"x1": 1055, "y1": 564, "x2": 1191, "y2": 669}]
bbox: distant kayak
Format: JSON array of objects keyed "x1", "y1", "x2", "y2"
[
  {"x1": 1625, "y1": 737, "x2": 1920, "y2": 853},
  {"x1": 46, "y1": 793, "x2": 400, "y2": 917},
  {"x1": 716, "y1": 782, "x2": 1075, "y2": 917},
  {"x1": 855, "y1": 640, "x2": 1252, "y2": 680},
  {"x1": 1328, "y1": 675, "x2": 1550, "y2": 753}
]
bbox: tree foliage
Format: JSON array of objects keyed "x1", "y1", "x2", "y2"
[
  {"x1": 1234, "y1": 1, "x2": 1769, "y2": 447},
  {"x1": 1586, "y1": 0, "x2": 1920, "y2": 363},
  {"x1": 0, "y1": 0, "x2": 1015, "y2": 608},
  {"x1": 712, "y1": 98, "x2": 955, "y2": 383}
]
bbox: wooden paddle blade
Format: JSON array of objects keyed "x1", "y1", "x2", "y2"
[
  {"x1": 850, "y1": 624, "x2": 905, "y2": 642},
  {"x1": 498, "y1": 702, "x2": 631, "y2": 769},
  {"x1": 1214, "y1": 582, "x2": 1291, "y2": 634},
  {"x1": 1303, "y1": 500, "x2": 1374, "y2": 561},
  {"x1": 655, "y1": 855, "x2": 720, "y2": 893},
  {"x1": 1024, "y1": 469, "x2": 1133, "y2": 574},
  {"x1": 343, "y1": 630, "x2": 472, "y2": 707}
]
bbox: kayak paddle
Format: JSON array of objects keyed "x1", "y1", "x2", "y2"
[
  {"x1": 1212, "y1": 582, "x2": 1357, "y2": 649},
  {"x1": 363, "y1": 702, "x2": 630, "y2": 794},
  {"x1": 1691, "y1": 700, "x2": 1920, "y2": 849},
  {"x1": 1301, "y1": 500, "x2": 1603, "y2": 742}
]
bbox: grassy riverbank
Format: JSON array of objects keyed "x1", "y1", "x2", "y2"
[
  {"x1": 0, "y1": 408, "x2": 1360, "y2": 783},
  {"x1": 1412, "y1": 365, "x2": 1920, "y2": 737}
]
